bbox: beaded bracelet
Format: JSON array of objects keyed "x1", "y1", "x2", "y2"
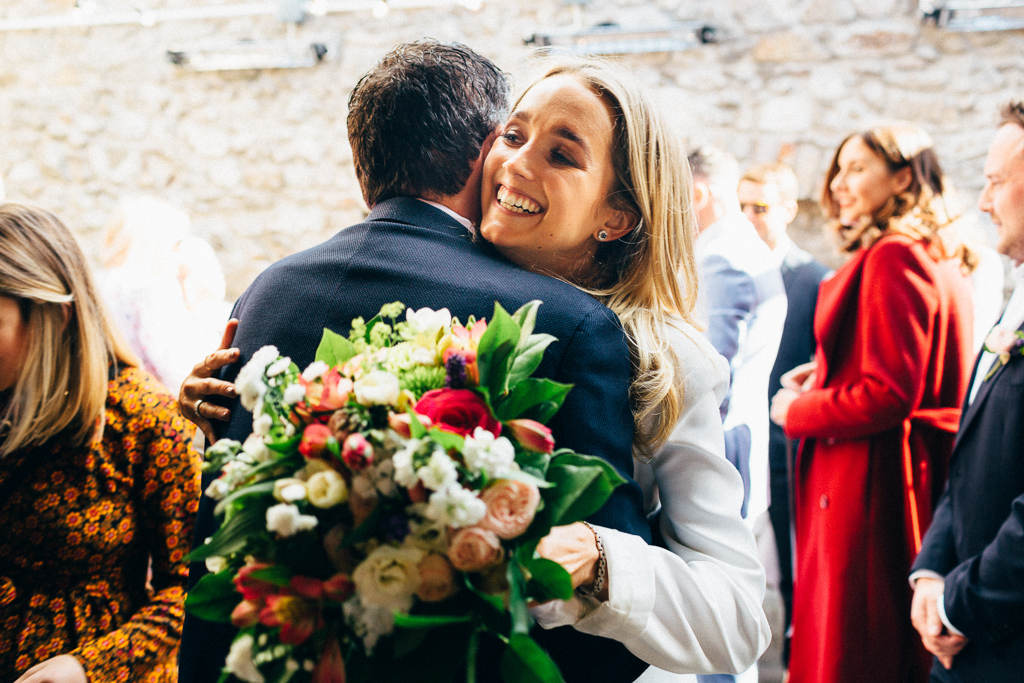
[{"x1": 576, "y1": 521, "x2": 607, "y2": 599}]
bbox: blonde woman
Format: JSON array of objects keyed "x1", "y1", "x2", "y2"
[
  {"x1": 0, "y1": 203, "x2": 200, "y2": 683},
  {"x1": 771, "y1": 125, "x2": 976, "y2": 683}
]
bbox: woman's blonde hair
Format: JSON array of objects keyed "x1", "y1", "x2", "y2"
[
  {"x1": 0, "y1": 203, "x2": 137, "y2": 457},
  {"x1": 517, "y1": 60, "x2": 700, "y2": 457},
  {"x1": 822, "y1": 124, "x2": 977, "y2": 271}
]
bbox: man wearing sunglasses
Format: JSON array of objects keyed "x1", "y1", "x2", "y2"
[{"x1": 739, "y1": 162, "x2": 831, "y2": 669}]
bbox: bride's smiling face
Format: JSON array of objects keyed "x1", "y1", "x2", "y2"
[{"x1": 479, "y1": 74, "x2": 627, "y2": 280}]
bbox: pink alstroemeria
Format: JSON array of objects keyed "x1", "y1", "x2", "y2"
[
  {"x1": 234, "y1": 563, "x2": 278, "y2": 601},
  {"x1": 312, "y1": 634, "x2": 347, "y2": 683},
  {"x1": 258, "y1": 594, "x2": 320, "y2": 646},
  {"x1": 505, "y1": 419, "x2": 555, "y2": 454},
  {"x1": 230, "y1": 599, "x2": 261, "y2": 628}
]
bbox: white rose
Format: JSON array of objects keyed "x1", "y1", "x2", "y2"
[
  {"x1": 306, "y1": 469, "x2": 349, "y2": 508},
  {"x1": 352, "y1": 545, "x2": 424, "y2": 612},
  {"x1": 425, "y1": 485, "x2": 487, "y2": 528},
  {"x1": 354, "y1": 371, "x2": 400, "y2": 406},
  {"x1": 417, "y1": 448, "x2": 458, "y2": 491},
  {"x1": 405, "y1": 307, "x2": 452, "y2": 339},
  {"x1": 462, "y1": 428, "x2": 517, "y2": 478},
  {"x1": 205, "y1": 478, "x2": 230, "y2": 501},
  {"x1": 273, "y1": 478, "x2": 308, "y2": 503},
  {"x1": 225, "y1": 634, "x2": 265, "y2": 683},
  {"x1": 266, "y1": 503, "x2": 318, "y2": 537}
]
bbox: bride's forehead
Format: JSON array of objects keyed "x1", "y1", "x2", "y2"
[{"x1": 512, "y1": 78, "x2": 613, "y2": 137}]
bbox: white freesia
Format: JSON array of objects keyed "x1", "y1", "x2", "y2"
[
  {"x1": 307, "y1": 469, "x2": 349, "y2": 508},
  {"x1": 273, "y1": 478, "x2": 308, "y2": 503},
  {"x1": 425, "y1": 485, "x2": 488, "y2": 527},
  {"x1": 235, "y1": 345, "x2": 279, "y2": 411},
  {"x1": 283, "y1": 383, "x2": 306, "y2": 405},
  {"x1": 225, "y1": 634, "x2": 264, "y2": 683},
  {"x1": 417, "y1": 449, "x2": 458, "y2": 491},
  {"x1": 354, "y1": 370, "x2": 400, "y2": 406},
  {"x1": 266, "y1": 503, "x2": 318, "y2": 537},
  {"x1": 205, "y1": 478, "x2": 229, "y2": 501},
  {"x1": 411, "y1": 347, "x2": 437, "y2": 366},
  {"x1": 405, "y1": 307, "x2": 452, "y2": 339},
  {"x1": 352, "y1": 545, "x2": 424, "y2": 612},
  {"x1": 266, "y1": 357, "x2": 291, "y2": 377},
  {"x1": 205, "y1": 555, "x2": 227, "y2": 573},
  {"x1": 392, "y1": 438, "x2": 423, "y2": 488},
  {"x1": 252, "y1": 413, "x2": 273, "y2": 437},
  {"x1": 462, "y1": 428, "x2": 517, "y2": 478},
  {"x1": 343, "y1": 596, "x2": 395, "y2": 654},
  {"x1": 242, "y1": 434, "x2": 272, "y2": 463},
  {"x1": 301, "y1": 360, "x2": 329, "y2": 382}
]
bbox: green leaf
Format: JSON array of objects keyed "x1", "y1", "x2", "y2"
[
  {"x1": 500, "y1": 635, "x2": 565, "y2": 683},
  {"x1": 250, "y1": 564, "x2": 292, "y2": 587},
  {"x1": 493, "y1": 379, "x2": 572, "y2": 423},
  {"x1": 408, "y1": 408, "x2": 428, "y2": 439},
  {"x1": 498, "y1": 468, "x2": 553, "y2": 489},
  {"x1": 510, "y1": 300, "x2": 541, "y2": 338},
  {"x1": 477, "y1": 303, "x2": 520, "y2": 396},
  {"x1": 543, "y1": 454, "x2": 626, "y2": 527},
  {"x1": 213, "y1": 481, "x2": 276, "y2": 518},
  {"x1": 184, "y1": 571, "x2": 238, "y2": 623},
  {"x1": 315, "y1": 328, "x2": 358, "y2": 367},
  {"x1": 506, "y1": 334, "x2": 557, "y2": 388},
  {"x1": 514, "y1": 450, "x2": 551, "y2": 479},
  {"x1": 266, "y1": 434, "x2": 302, "y2": 455},
  {"x1": 188, "y1": 499, "x2": 271, "y2": 562},
  {"x1": 394, "y1": 613, "x2": 475, "y2": 629},
  {"x1": 341, "y1": 502, "x2": 383, "y2": 548},
  {"x1": 507, "y1": 560, "x2": 532, "y2": 636},
  {"x1": 523, "y1": 558, "x2": 573, "y2": 603},
  {"x1": 428, "y1": 427, "x2": 466, "y2": 453}
]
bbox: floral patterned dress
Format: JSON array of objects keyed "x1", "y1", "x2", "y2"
[{"x1": 0, "y1": 366, "x2": 200, "y2": 682}]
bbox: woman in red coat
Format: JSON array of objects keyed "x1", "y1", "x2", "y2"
[{"x1": 770, "y1": 125, "x2": 976, "y2": 683}]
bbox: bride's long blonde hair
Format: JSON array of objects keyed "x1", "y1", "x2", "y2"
[{"x1": 517, "y1": 60, "x2": 700, "y2": 458}]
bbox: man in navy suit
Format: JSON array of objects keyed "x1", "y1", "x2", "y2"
[
  {"x1": 909, "y1": 101, "x2": 1024, "y2": 680},
  {"x1": 178, "y1": 40, "x2": 650, "y2": 683},
  {"x1": 739, "y1": 162, "x2": 830, "y2": 662}
]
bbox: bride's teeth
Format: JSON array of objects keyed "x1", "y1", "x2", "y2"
[{"x1": 497, "y1": 186, "x2": 540, "y2": 214}]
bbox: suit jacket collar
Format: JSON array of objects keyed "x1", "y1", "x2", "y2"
[
  {"x1": 782, "y1": 241, "x2": 814, "y2": 273},
  {"x1": 367, "y1": 196, "x2": 473, "y2": 238},
  {"x1": 957, "y1": 316, "x2": 1024, "y2": 440}
]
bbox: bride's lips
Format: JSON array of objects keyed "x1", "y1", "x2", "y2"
[{"x1": 494, "y1": 184, "x2": 544, "y2": 215}]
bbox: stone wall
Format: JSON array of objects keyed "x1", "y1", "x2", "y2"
[{"x1": 2, "y1": 0, "x2": 1022, "y2": 296}]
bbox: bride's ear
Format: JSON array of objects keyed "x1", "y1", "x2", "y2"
[{"x1": 595, "y1": 210, "x2": 639, "y2": 242}]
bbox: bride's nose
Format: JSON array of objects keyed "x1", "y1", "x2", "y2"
[{"x1": 503, "y1": 144, "x2": 536, "y2": 181}]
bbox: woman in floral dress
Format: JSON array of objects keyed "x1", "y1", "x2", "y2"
[{"x1": 0, "y1": 203, "x2": 201, "y2": 683}]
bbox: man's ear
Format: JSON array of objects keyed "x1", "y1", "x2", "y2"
[
  {"x1": 692, "y1": 180, "x2": 710, "y2": 211},
  {"x1": 782, "y1": 199, "x2": 799, "y2": 224}
]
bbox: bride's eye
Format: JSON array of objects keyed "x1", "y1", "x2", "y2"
[
  {"x1": 501, "y1": 130, "x2": 523, "y2": 145},
  {"x1": 551, "y1": 148, "x2": 576, "y2": 166}
]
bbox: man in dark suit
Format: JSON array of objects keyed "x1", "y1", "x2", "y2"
[
  {"x1": 909, "y1": 101, "x2": 1024, "y2": 680},
  {"x1": 177, "y1": 40, "x2": 651, "y2": 683},
  {"x1": 739, "y1": 162, "x2": 830, "y2": 662}
]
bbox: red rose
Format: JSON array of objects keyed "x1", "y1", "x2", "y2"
[
  {"x1": 298, "y1": 423, "x2": 333, "y2": 459},
  {"x1": 414, "y1": 389, "x2": 500, "y2": 437}
]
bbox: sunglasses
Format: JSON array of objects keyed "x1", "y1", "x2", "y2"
[{"x1": 740, "y1": 202, "x2": 770, "y2": 215}]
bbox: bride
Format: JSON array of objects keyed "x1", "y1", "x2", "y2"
[{"x1": 183, "y1": 58, "x2": 770, "y2": 679}]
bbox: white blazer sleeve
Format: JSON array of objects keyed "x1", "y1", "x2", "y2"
[{"x1": 531, "y1": 324, "x2": 771, "y2": 674}]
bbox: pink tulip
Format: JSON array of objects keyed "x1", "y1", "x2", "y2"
[{"x1": 505, "y1": 419, "x2": 555, "y2": 454}]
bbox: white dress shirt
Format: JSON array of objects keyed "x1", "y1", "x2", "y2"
[
  {"x1": 531, "y1": 320, "x2": 771, "y2": 678},
  {"x1": 417, "y1": 198, "x2": 474, "y2": 233}
]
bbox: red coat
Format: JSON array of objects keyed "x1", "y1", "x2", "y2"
[{"x1": 785, "y1": 234, "x2": 973, "y2": 683}]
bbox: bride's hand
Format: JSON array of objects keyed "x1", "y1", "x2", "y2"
[
  {"x1": 535, "y1": 522, "x2": 607, "y2": 601},
  {"x1": 14, "y1": 654, "x2": 86, "y2": 683},
  {"x1": 180, "y1": 319, "x2": 240, "y2": 443},
  {"x1": 781, "y1": 360, "x2": 817, "y2": 392}
]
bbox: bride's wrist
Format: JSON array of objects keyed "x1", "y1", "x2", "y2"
[{"x1": 575, "y1": 522, "x2": 607, "y2": 601}]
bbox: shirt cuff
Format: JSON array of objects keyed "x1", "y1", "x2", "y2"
[
  {"x1": 908, "y1": 569, "x2": 946, "y2": 590},
  {"x1": 937, "y1": 593, "x2": 965, "y2": 637}
]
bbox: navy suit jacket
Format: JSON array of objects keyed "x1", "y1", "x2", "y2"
[
  {"x1": 178, "y1": 197, "x2": 651, "y2": 683},
  {"x1": 912, "y1": 320, "x2": 1024, "y2": 681},
  {"x1": 766, "y1": 243, "x2": 830, "y2": 606}
]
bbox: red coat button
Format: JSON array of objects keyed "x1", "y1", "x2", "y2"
[{"x1": 820, "y1": 495, "x2": 830, "y2": 509}]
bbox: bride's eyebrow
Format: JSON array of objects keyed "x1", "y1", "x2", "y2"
[{"x1": 554, "y1": 127, "x2": 590, "y2": 161}]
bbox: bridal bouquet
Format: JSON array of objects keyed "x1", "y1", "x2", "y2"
[{"x1": 186, "y1": 301, "x2": 625, "y2": 683}]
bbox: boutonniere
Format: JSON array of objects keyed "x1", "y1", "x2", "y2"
[{"x1": 983, "y1": 324, "x2": 1024, "y2": 380}]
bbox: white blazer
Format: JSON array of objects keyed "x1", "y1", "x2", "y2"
[{"x1": 532, "y1": 320, "x2": 771, "y2": 678}]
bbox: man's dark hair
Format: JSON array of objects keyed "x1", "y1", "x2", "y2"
[
  {"x1": 1000, "y1": 101, "x2": 1024, "y2": 131},
  {"x1": 347, "y1": 40, "x2": 511, "y2": 206}
]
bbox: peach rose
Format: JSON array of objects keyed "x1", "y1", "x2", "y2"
[
  {"x1": 477, "y1": 479, "x2": 541, "y2": 540},
  {"x1": 447, "y1": 527, "x2": 504, "y2": 572},
  {"x1": 416, "y1": 553, "x2": 459, "y2": 602}
]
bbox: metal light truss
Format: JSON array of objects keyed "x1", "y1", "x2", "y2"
[
  {"x1": 920, "y1": 0, "x2": 1024, "y2": 31},
  {"x1": 524, "y1": 21, "x2": 717, "y2": 56},
  {"x1": 166, "y1": 35, "x2": 338, "y2": 71}
]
